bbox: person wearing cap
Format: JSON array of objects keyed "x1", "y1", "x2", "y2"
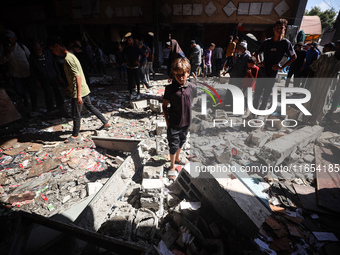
[
  {"x1": 284, "y1": 41, "x2": 306, "y2": 88},
  {"x1": 323, "y1": 42, "x2": 335, "y2": 53},
  {"x1": 189, "y1": 40, "x2": 202, "y2": 76},
  {"x1": 224, "y1": 41, "x2": 250, "y2": 110},
  {"x1": 229, "y1": 41, "x2": 250, "y2": 84},
  {"x1": 166, "y1": 39, "x2": 185, "y2": 81},
  {"x1": 0, "y1": 30, "x2": 37, "y2": 113},
  {"x1": 47, "y1": 36, "x2": 111, "y2": 143},
  {"x1": 253, "y1": 19, "x2": 296, "y2": 112}
]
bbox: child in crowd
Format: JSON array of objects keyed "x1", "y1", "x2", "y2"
[
  {"x1": 242, "y1": 56, "x2": 259, "y2": 92},
  {"x1": 162, "y1": 58, "x2": 197, "y2": 172}
]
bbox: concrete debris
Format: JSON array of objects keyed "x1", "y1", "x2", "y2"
[
  {"x1": 2, "y1": 75, "x2": 340, "y2": 255},
  {"x1": 142, "y1": 165, "x2": 163, "y2": 179},
  {"x1": 258, "y1": 125, "x2": 323, "y2": 166},
  {"x1": 130, "y1": 99, "x2": 148, "y2": 109},
  {"x1": 150, "y1": 99, "x2": 162, "y2": 113},
  {"x1": 86, "y1": 182, "x2": 103, "y2": 196},
  {"x1": 248, "y1": 130, "x2": 272, "y2": 147},
  {"x1": 156, "y1": 122, "x2": 167, "y2": 135}
]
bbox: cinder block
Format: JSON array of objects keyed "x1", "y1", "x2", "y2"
[
  {"x1": 156, "y1": 122, "x2": 167, "y2": 135},
  {"x1": 258, "y1": 125, "x2": 323, "y2": 166},
  {"x1": 150, "y1": 99, "x2": 162, "y2": 113},
  {"x1": 143, "y1": 165, "x2": 163, "y2": 179},
  {"x1": 86, "y1": 182, "x2": 103, "y2": 196},
  {"x1": 249, "y1": 131, "x2": 271, "y2": 148},
  {"x1": 142, "y1": 179, "x2": 163, "y2": 190},
  {"x1": 130, "y1": 100, "x2": 148, "y2": 109},
  {"x1": 174, "y1": 167, "x2": 271, "y2": 238}
]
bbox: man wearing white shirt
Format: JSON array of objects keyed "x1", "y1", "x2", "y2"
[{"x1": 0, "y1": 30, "x2": 36, "y2": 112}]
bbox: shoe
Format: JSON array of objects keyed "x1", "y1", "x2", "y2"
[
  {"x1": 175, "y1": 158, "x2": 188, "y2": 165},
  {"x1": 65, "y1": 135, "x2": 82, "y2": 143},
  {"x1": 99, "y1": 123, "x2": 111, "y2": 130},
  {"x1": 136, "y1": 95, "x2": 141, "y2": 100}
]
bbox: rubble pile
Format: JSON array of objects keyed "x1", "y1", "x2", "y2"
[
  {"x1": 0, "y1": 138, "x2": 127, "y2": 216},
  {"x1": 1, "y1": 77, "x2": 340, "y2": 254}
]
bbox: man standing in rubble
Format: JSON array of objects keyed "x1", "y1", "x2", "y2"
[
  {"x1": 123, "y1": 36, "x2": 143, "y2": 99},
  {"x1": 47, "y1": 36, "x2": 110, "y2": 143},
  {"x1": 0, "y1": 30, "x2": 37, "y2": 113},
  {"x1": 253, "y1": 19, "x2": 296, "y2": 113}
]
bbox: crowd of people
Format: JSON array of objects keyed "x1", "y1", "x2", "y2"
[
  {"x1": 1, "y1": 17, "x2": 340, "y2": 146},
  {"x1": 182, "y1": 19, "x2": 340, "y2": 124}
]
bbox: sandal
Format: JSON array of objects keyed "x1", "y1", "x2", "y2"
[
  {"x1": 65, "y1": 135, "x2": 81, "y2": 143},
  {"x1": 98, "y1": 123, "x2": 111, "y2": 130},
  {"x1": 175, "y1": 158, "x2": 188, "y2": 165}
]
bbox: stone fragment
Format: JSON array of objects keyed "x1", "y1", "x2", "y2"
[
  {"x1": 115, "y1": 156, "x2": 124, "y2": 165},
  {"x1": 258, "y1": 126, "x2": 323, "y2": 166},
  {"x1": 156, "y1": 122, "x2": 167, "y2": 135},
  {"x1": 79, "y1": 189, "x2": 87, "y2": 199},
  {"x1": 248, "y1": 131, "x2": 271, "y2": 147},
  {"x1": 86, "y1": 182, "x2": 103, "y2": 196},
  {"x1": 303, "y1": 154, "x2": 314, "y2": 163},
  {"x1": 150, "y1": 99, "x2": 162, "y2": 113},
  {"x1": 130, "y1": 99, "x2": 148, "y2": 109},
  {"x1": 62, "y1": 195, "x2": 71, "y2": 204},
  {"x1": 143, "y1": 165, "x2": 163, "y2": 179},
  {"x1": 142, "y1": 179, "x2": 163, "y2": 190}
]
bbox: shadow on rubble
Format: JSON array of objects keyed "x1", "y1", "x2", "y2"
[
  {"x1": 0, "y1": 204, "x2": 94, "y2": 255},
  {"x1": 0, "y1": 202, "x2": 147, "y2": 254}
]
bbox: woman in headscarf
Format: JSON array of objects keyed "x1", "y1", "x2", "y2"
[{"x1": 166, "y1": 39, "x2": 185, "y2": 81}]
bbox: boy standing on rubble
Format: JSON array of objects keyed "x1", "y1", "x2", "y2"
[
  {"x1": 162, "y1": 58, "x2": 197, "y2": 172},
  {"x1": 47, "y1": 36, "x2": 110, "y2": 143}
]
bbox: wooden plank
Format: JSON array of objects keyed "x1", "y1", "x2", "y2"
[{"x1": 314, "y1": 145, "x2": 340, "y2": 213}]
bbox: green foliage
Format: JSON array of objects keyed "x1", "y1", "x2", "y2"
[{"x1": 305, "y1": 6, "x2": 337, "y2": 30}]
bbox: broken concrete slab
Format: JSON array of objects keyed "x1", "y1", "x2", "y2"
[
  {"x1": 92, "y1": 136, "x2": 141, "y2": 153},
  {"x1": 258, "y1": 125, "x2": 323, "y2": 166},
  {"x1": 248, "y1": 131, "x2": 272, "y2": 148},
  {"x1": 156, "y1": 122, "x2": 167, "y2": 135},
  {"x1": 175, "y1": 166, "x2": 271, "y2": 237},
  {"x1": 130, "y1": 99, "x2": 148, "y2": 109},
  {"x1": 142, "y1": 165, "x2": 163, "y2": 179},
  {"x1": 150, "y1": 99, "x2": 162, "y2": 113},
  {"x1": 86, "y1": 182, "x2": 103, "y2": 196},
  {"x1": 142, "y1": 179, "x2": 163, "y2": 190}
]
